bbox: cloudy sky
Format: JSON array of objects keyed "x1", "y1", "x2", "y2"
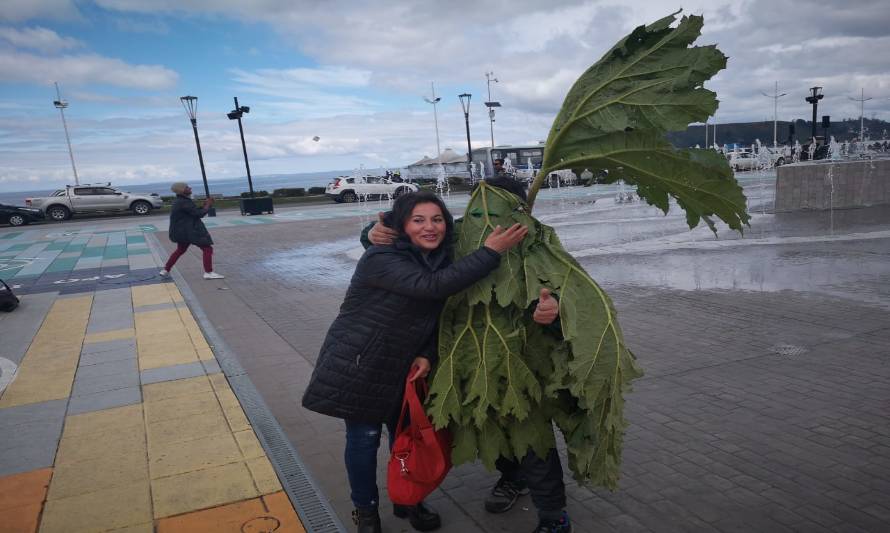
[{"x1": 1, "y1": 0, "x2": 889, "y2": 191}]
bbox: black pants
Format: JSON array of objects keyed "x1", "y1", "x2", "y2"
[{"x1": 495, "y1": 448, "x2": 566, "y2": 513}]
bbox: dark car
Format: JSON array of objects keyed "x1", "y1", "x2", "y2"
[{"x1": 0, "y1": 204, "x2": 45, "y2": 227}]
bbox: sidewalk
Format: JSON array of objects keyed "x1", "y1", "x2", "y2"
[{"x1": 0, "y1": 223, "x2": 306, "y2": 532}]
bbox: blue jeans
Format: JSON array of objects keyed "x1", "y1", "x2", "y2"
[{"x1": 344, "y1": 419, "x2": 397, "y2": 510}]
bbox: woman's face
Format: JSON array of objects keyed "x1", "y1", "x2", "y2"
[{"x1": 404, "y1": 202, "x2": 446, "y2": 251}]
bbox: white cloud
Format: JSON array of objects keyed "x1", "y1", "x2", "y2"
[
  {"x1": 0, "y1": 50, "x2": 178, "y2": 89},
  {"x1": 0, "y1": 0, "x2": 81, "y2": 23},
  {"x1": 0, "y1": 26, "x2": 83, "y2": 53},
  {"x1": 3, "y1": 0, "x2": 890, "y2": 192}
]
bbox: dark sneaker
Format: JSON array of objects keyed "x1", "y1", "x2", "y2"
[
  {"x1": 533, "y1": 511, "x2": 572, "y2": 533},
  {"x1": 393, "y1": 501, "x2": 441, "y2": 531},
  {"x1": 484, "y1": 477, "x2": 530, "y2": 513}
]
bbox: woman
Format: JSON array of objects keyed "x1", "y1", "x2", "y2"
[
  {"x1": 159, "y1": 182, "x2": 224, "y2": 280},
  {"x1": 302, "y1": 190, "x2": 527, "y2": 533}
]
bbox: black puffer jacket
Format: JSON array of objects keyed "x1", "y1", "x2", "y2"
[
  {"x1": 168, "y1": 195, "x2": 212, "y2": 246},
  {"x1": 302, "y1": 240, "x2": 501, "y2": 423}
]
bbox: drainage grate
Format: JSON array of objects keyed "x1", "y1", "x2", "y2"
[
  {"x1": 146, "y1": 234, "x2": 345, "y2": 533},
  {"x1": 768, "y1": 344, "x2": 808, "y2": 356}
]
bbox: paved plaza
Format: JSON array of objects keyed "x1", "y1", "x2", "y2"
[
  {"x1": 2, "y1": 177, "x2": 889, "y2": 532},
  {"x1": 0, "y1": 214, "x2": 306, "y2": 532}
]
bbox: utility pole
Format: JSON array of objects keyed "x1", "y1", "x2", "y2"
[
  {"x1": 761, "y1": 81, "x2": 787, "y2": 148},
  {"x1": 484, "y1": 72, "x2": 500, "y2": 148},
  {"x1": 848, "y1": 88, "x2": 872, "y2": 141},
  {"x1": 423, "y1": 82, "x2": 442, "y2": 158},
  {"x1": 52, "y1": 82, "x2": 80, "y2": 185}
]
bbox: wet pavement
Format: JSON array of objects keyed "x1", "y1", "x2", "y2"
[{"x1": 149, "y1": 175, "x2": 890, "y2": 532}]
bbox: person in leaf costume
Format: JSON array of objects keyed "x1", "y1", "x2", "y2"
[
  {"x1": 364, "y1": 178, "x2": 586, "y2": 533},
  {"x1": 367, "y1": 11, "x2": 749, "y2": 533}
]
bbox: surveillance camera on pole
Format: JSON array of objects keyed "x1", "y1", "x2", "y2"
[{"x1": 484, "y1": 72, "x2": 500, "y2": 148}]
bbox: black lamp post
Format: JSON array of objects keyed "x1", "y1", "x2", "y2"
[
  {"x1": 227, "y1": 97, "x2": 254, "y2": 197},
  {"x1": 805, "y1": 86, "x2": 823, "y2": 142},
  {"x1": 179, "y1": 95, "x2": 215, "y2": 216},
  {"x1": 458, "y1": 93, "x2": 473, "y2": 182}
]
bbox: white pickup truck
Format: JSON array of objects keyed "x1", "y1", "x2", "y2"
[{"x1": 26, "y1": 184, "x2": 164, "y2": 221}]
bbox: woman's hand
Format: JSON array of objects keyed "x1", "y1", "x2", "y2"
[
  {"x1": 408, "y1": 356, "x2": 432, "y2": 382},
  {"x1": 483, "y1": 223, "x2": 528, "y2": 254},
  {"x1": 533, "y1": 288, "x2": 559, "y2": 325},
  {"x1": 369, "y1": 212, "x2": 399, "y2": 246}
]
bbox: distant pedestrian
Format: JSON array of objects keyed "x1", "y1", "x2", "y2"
[{"x1": 159, "y1": 182, "x2": 224, "y2": 280}]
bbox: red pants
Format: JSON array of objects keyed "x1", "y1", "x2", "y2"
[{"x1": 165, "y1": 242, "x2": 213, "y2": 273}]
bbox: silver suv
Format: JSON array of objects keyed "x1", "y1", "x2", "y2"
[{"x1": 26, "y1": 184, "x2": 164, "y2": 221}]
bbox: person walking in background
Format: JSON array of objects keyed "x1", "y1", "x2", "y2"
[{"x1": 159, "y1": 182, "x2": 224, "y2": 280}]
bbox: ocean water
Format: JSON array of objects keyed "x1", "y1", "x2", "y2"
[{"x1": 0, "y1": 170, "x2": 354, "y2": 205}]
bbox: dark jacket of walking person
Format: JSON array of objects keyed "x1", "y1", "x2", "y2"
[
  {"x1": 302, "y1": 190, "x2": 527, "y2": 533},
  {"x1": 160, "y1": 182, "x2": 224, "y2": 280}
]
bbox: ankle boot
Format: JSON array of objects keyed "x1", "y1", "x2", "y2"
[
  {"x1": 352, "y1": 507, "x2": 381, "y2": 533},
  {"x1": 393, "y1": 501, "x2": 441, "y2": 531}
]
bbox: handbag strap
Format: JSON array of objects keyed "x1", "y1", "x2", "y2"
[
  {"x1": 0, "y1": 278, "x2": 11, "y2": 292},
  {"x1": 394, "y1": 367, "x2": 432, "y2": 438}
]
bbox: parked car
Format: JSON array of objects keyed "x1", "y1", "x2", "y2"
[
  {"x1": 728, "y1": 151, "x2": 756, "y2": 171},
  {"x1": 325, "y1": 176, "x2": 418, "y2": 203},
  {"x1": 0, "y1": 204, "x2": 45, "y2": 226},
  {"x1": 25, "y1": 184, "x2": 163, "y2": 221}
]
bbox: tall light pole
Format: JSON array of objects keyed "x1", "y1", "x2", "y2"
[
  {"x1": 179, "y1": 95, "x2": 215, "y2": 216},
  {"x1": 227, "y1": 97, "x2": 253, "y2": 197},
  {"x1": 458, "y1": 93, "x2": 474, "y2": 181},
  {"x1": 848, "y1": 88, "x2": 872, "y2": 141},
  {"x1": 484, "y1": 72, "x2": 501, "y2": 148},
  {"x1": 713, "y1": 112, "x2": 718, "y2": 147},
  {"x1": 761, "y1": 81, "x2": 787, "y2": 148},
  {"x1": 805, "y1": 87, "x2": 823, "y2": 142},
  {"x1": 52, "y1": 82, "x2": 79, "y2": 185},
  {"x1": 423, "y1": 82, "x2": 442, "y2": 158}
]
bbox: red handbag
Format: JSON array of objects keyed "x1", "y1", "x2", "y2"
[{"x1": 387, "y1": 370, "x2": 452, "y2": 505}]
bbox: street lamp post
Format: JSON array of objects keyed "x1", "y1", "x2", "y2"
[
  {"x1": 179, "y1": 95, "x2": 215, "y2": 216},
  {"x1": 761, "y1": 81, "x2": 787, "y2": 148},
  {"x1": 227, "y1": 97, "x2": 253, "y2": 197},
  {"x1": 484, "y1": 72, "x2": 501, "y2": 148},
  {"x1": 458, "y1": 93, "x2": 474, "y2": 182},
  {"x1": 423, "y1": 82, "x2": 442, "y2": 158},
  {"x1": 52, "y1": 82, "x2": 79, "y2": 185},
  {"x1": 848, "y1": 88, "x2": 873, "y2": 141},
  {"x1": 805, "y1": 87, "x2": 824, "y2": 142}
]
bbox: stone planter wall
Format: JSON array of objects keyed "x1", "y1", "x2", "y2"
[{"x1": 774, "y1": 158, "x2": 890, "y2": 211}]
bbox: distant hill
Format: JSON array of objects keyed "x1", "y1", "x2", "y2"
[{"x1": 667, "y1": 118, "x2": 890, "y2": 148}]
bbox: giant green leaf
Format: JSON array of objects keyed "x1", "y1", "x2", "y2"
[
  {"x1": 527, "y1": 12, "x2": 749, "y2": 234},
  {"x1": 430, "y1": 182, "x2": 641, "y2": 489}
]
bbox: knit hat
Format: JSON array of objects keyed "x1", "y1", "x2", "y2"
[{"x1": 170, "y1": 182, "x2": 189, "y2": 194}]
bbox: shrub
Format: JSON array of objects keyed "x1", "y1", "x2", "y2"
[
  {"x1": 271, "y1": 188, "x2": 305, "y2": 197},
  {"x1": 308, "y1": 186, "x2": 326, "y2": 195},
  {"x1": 242, "y1": 190, "x2": 270, "y2": 198}
]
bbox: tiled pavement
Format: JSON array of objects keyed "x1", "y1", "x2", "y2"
[
  {"x1": 154, "y1": 197, "x2": 890, "y2": 533},
  {"x1": 0, "y1": 223, "x2": 305, "y2": 532}
]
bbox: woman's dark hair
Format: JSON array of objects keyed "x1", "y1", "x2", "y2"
[{"x1": 388, "y1": 190, "x2": 454, "y2": 247}]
